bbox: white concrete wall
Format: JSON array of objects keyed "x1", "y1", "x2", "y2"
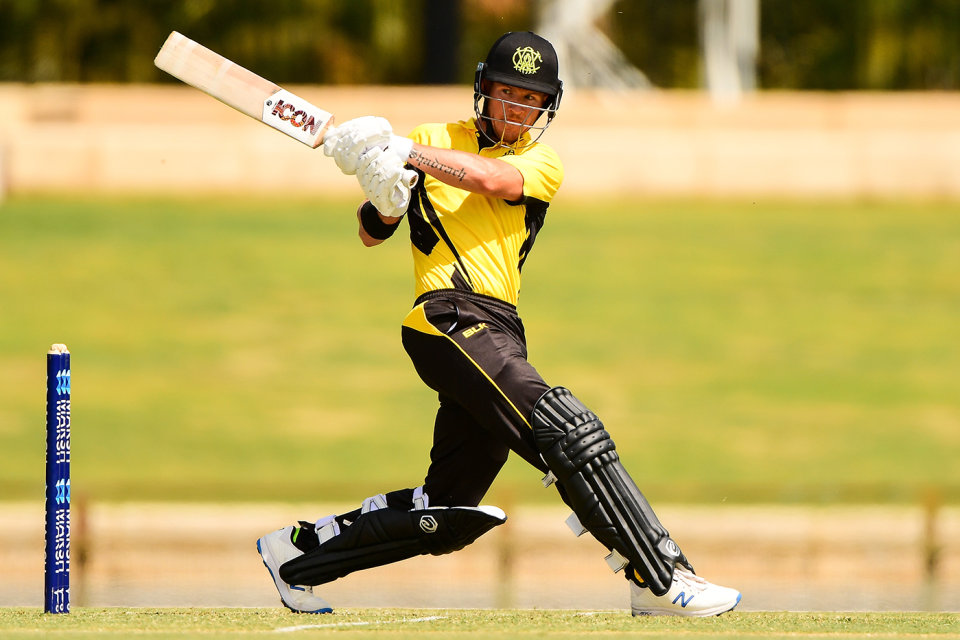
[{"x1": 2, "y1": 84, "x2": 959, "y2": 198}]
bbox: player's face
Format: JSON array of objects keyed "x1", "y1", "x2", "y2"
[{"x1": 486, "y1": 82, "x2": 549, "y2": 143}]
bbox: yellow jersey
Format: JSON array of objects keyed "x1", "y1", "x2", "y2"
[{"x1": 405, "y1": 118, "x2": 563, "y2": 306}]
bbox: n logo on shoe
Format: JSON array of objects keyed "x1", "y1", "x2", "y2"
[
  {"x1": 672, "y1": 591, "x2": 695, "y2": 607},
  {"x1": 419, "y1": 515, "x2": 438, "y2": 533}
]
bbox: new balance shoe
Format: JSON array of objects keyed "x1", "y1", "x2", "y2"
[
  {"x1": 257, "y1": 526, "x2": 333, "y2": 614},
  {"x1": 630, "y1": 566, "x2": 740, "y2": 617}
]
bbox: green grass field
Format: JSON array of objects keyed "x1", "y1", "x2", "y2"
[
  {"x1": 1, "y1": 196, "x2": 958, "y2": 503},
  {"x1": 0, "y1": 609, "x2": 958, "y2": 639}
]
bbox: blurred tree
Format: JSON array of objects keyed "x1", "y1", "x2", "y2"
[
  {"x1": 606, "y1": 0, "x2": 701, "y2": 89},
  {"x1": 457, "y1": 0, "x2": 535, "y2": 84},
  {"x1": 0, "y1": 0, "x2": 957, "y2": 89},
  {"x1": 760, "y1": 0, "x2": 960, "y2": 90},
  {"x1": 0, "y1": 0, "x2": 425, "y2": 84},
  {"x1": 607, "y1": 0, "x2": 960, "y2": 90},
  {"x1": 422, "y1": 0, "x2": 461, "y2": 84}
]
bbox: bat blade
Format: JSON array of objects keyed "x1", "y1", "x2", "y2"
[{"x1": 154, "y1": 31, "x2": 334, "y2": 148}]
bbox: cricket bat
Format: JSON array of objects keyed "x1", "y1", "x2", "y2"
[
  {"x1": 155, "y1": 31, "x2": 418, "y2": 199},
  {"x1": 155, "y1": 31, "x2": 335, "y2": 149}
]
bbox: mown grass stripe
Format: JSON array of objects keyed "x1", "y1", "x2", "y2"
[{"x1": 275, "y1": 615, "x2": 446, "y2": 632}]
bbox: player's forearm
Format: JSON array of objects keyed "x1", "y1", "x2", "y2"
[
  {"x1": 358, "y1": 219, "x2": 384, "y2": 247},
  {"x1": 407, "y1": 144, "x2": 523, "y2": 201}
]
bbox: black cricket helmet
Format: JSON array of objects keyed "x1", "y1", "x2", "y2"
[{"x1": 474, "y1": 31, "x2": 563, "y2": 147}]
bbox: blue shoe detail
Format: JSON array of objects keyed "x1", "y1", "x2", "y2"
[
  {"x1": 716, "y1": 593, "x2": 742, "y2": 617},
  {"x1": 672, "y1": 591, "x2": 695, "y2": 607},
  {"x1": 257, "y1": 539, "x2": 333, "y2": 614}
]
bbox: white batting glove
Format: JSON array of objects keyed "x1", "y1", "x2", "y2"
[
  {"x1": 356, "y1": 147, "x2": 416, "y2": 218},
  {"x1": 323, "y1": 116, "x2": 414, "y2": 175}
]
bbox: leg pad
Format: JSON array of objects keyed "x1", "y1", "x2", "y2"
[
  {"x1": 532, "y1": 386, "x2": 691, "y2": 596},
  {"x1": 279, "y1": 505, "x2": 505, "y2": 586}
]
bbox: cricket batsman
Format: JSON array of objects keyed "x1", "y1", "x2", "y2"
[{"x1": 257, "y1": 31, "x2": 742, "y2": 617}]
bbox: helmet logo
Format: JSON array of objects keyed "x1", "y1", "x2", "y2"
[
  {"x1": 419, "y1": 516, "x2": 438, "y2": 533},
  {"x1": 512, "y1": 47, "x2": 542, "y2": 75}
]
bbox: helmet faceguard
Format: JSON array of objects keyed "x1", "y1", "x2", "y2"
[{"x1": 473, "y1": 32, "x2": 563, "y2": 150}]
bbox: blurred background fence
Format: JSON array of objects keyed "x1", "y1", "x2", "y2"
[
  {"x1": 2, "y1": 502, "x2": 959, "y2": 611},
  {"x1": 2, "y1": 86, "x2": 960, "y2": 198}
]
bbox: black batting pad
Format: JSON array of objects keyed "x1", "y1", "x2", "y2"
[
  {"x1": 532, "y1": 386, "x2": 691, "y2": 597},
  {"x1": 278, "y1": 505, "x2": 505, "y2": 587}
]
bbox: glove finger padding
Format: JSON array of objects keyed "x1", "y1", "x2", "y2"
[
  {"x1": 371, "y1": 163, "x2": 411, "y2": 211},
  {"x1": 357, "y1": 147, "x2": 386, "y2": 202},
  {"x1": 336, "y1": 137, "x2": 386, "y2": 176},
  {"x1": 337, "y1": 115, "x2": 392, "y2": 139},
  {"x1": 357, "y1": 147, "x2": 412, "y2": 218},
  {"x1": 321, "y1": 126, "x2": 340, "y2": 157},
  {"x1": 327, "y1": 116, "x2": 393, "y2": 175}
]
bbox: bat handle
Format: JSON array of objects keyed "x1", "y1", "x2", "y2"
[
  {"x1": 402, "y1": 169, "x2": 419, "y2": 189},
  {"x1": 319, "y1": 121, "x2": 337, "y2": 144},
  {"x1": 316, "y1": 120, "x2": 337, "y2": 150}
]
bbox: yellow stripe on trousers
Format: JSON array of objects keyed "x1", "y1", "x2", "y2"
[{"x1": 403, "y1": 303, "x2": 532, "y2": 429}]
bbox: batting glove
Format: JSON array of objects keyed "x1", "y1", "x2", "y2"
[
  {"x1": 356, "y1": 147, "x2": 416, "y2": 218},
  {"x1": 323, "y1": 116, "x2": 414, "y2": 175}
]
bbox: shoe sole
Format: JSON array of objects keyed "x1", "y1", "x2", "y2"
[
  {"x1": 632, "y1": 593, "x2": 741, "y2": 617},
  {"x1": 257, "y1": 538, "x2": 333, "y2": 614}
]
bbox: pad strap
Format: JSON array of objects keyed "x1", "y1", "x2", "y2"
[
  {"x1": 412, "y1": 485, "x2": 429, "y2": 510},
  {"x1": 315, "y1": 515, "x2": 341, "y2": 544},
  {"x1": 361, "y1": 493, "x2": 389, "y2": 513}
]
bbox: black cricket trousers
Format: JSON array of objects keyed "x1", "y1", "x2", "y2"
[{"x1": 400, "y1": 289, "x2": 552, "y2": 507}]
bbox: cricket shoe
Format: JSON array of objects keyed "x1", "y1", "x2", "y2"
[
  {"x1": 257, "y1": 526, "x2": 333, "y2": 614},
  {"x1": 630, "y1": 566, "x2": 740, "y2": 617}
]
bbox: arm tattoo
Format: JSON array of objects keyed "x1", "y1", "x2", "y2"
[{"x1": 409, "y1": 149, "x2": 467, "y2": 182}]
